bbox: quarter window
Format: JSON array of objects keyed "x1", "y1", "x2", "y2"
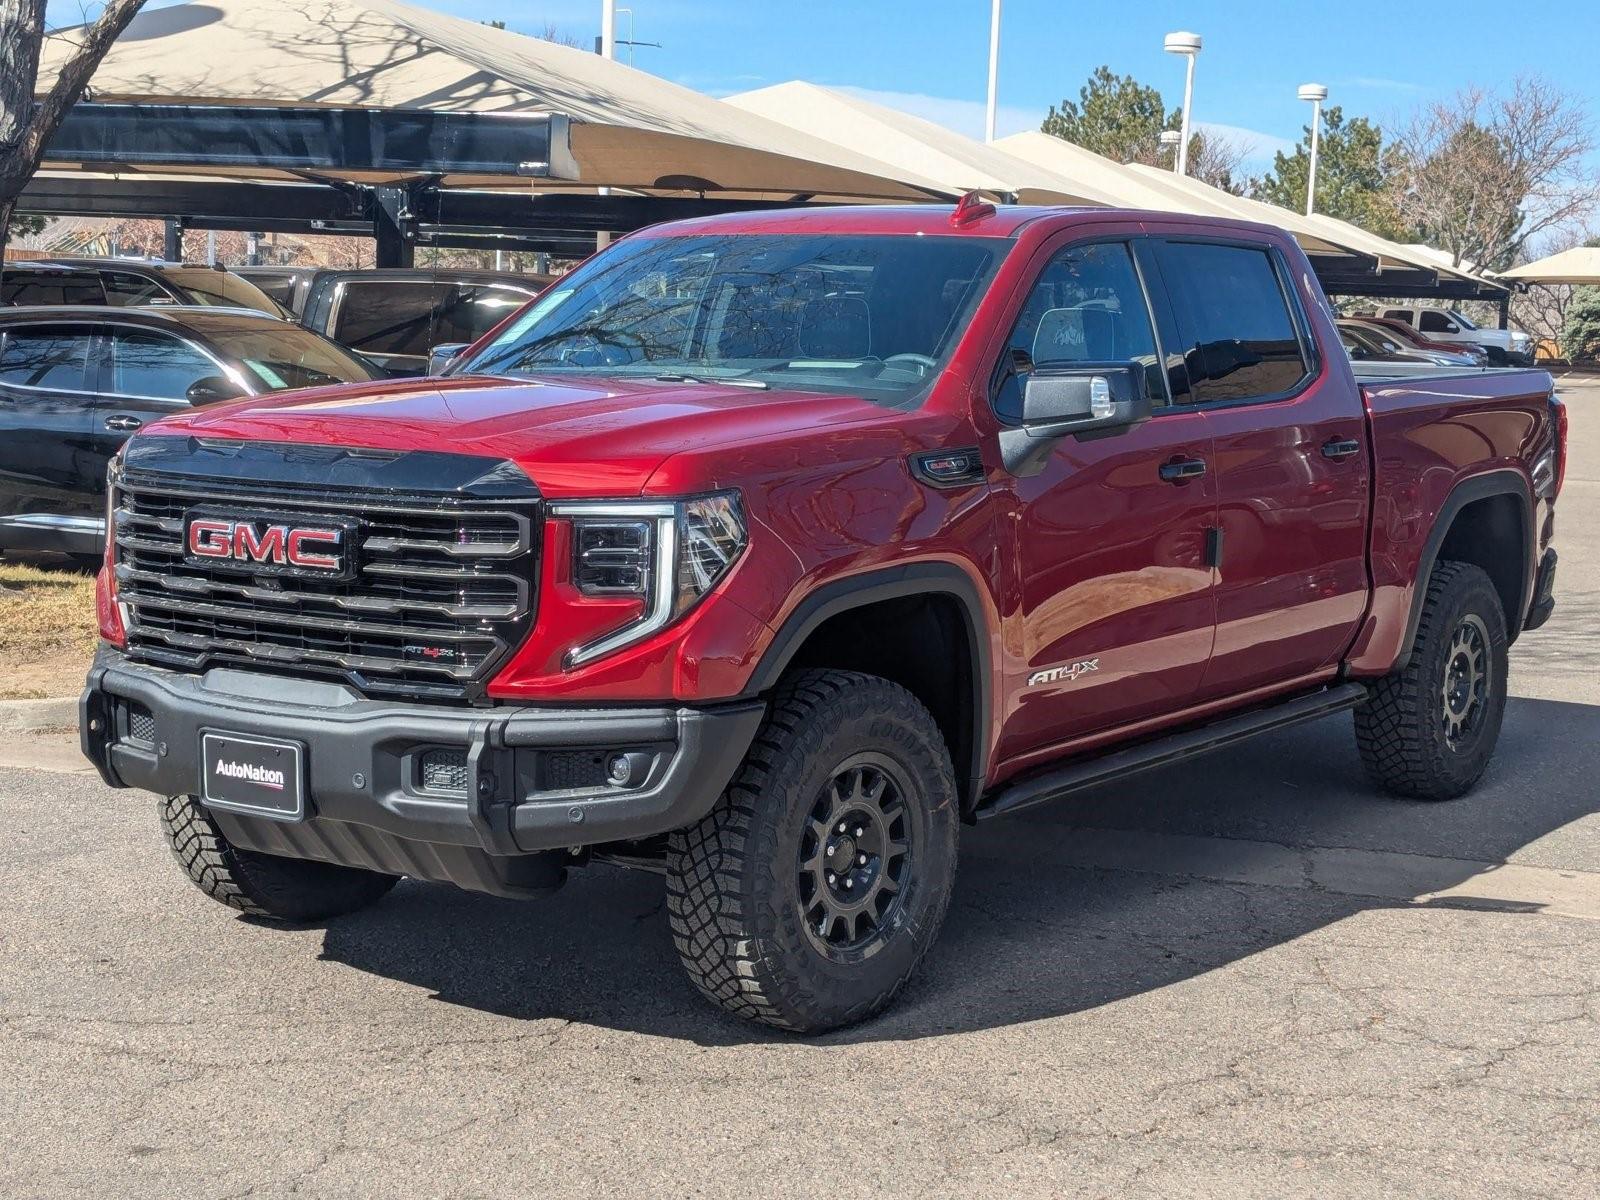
[
  {"x1": 107, "y1": 330, "x2": 220, "y2": 400},
  {"x1": 1155, "y1": 242, "x2": 1310, "y2": 403},
  {"x1": 0, "y1": 327, "x2": 92, "y2": 390},
  {"x1": 996, "y1": 241, "x2": 1164, "y2": 421}
]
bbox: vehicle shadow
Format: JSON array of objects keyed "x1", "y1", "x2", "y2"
[{"x1": 315, "y1": 694, "x2": 1600, "y2": 1047}]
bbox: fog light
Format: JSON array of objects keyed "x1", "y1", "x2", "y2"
[{"x1": 606, "y1": 754, "x2": 633, "y2": 785}]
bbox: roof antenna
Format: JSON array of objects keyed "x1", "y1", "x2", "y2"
[{"x1": 950, "y1": 191, "x2": 997, "y2": 228}]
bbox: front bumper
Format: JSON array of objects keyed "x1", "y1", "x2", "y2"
[{"x1": 81, "y1": 649, "x2": 764, "y2": 898}]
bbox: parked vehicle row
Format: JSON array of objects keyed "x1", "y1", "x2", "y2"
[
  {"x1": 78, "y1": 202, "x2": 1561, "y2": 1034},
  {"x1": 1357, "y1": 305, "x2": 1534, "y2": 366},
  {"x1": 0, "y1": 306, "x2": 379, "y2": 558}
]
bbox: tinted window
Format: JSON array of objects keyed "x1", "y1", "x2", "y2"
[
  {"x1": 0, "y1": 270, "x2": 105, "y2": 306},
  {"x1": 0, "y1": 327, "x2": 92, "y2": 390},
  {"x1": 244, "y1": 272, "x2": 298, "y2": 306},
  {"x1": 103, "y1": 271, "x2": 176, "y2": 306},
  {"x1": 464, "y1": 235, "x2": 1001, "y2": 405},
  {"x1": 333, "y1": 282, "x2": 449, "y2": 358},
  {"x1": 1383, "y1": 309, "x2": 1414, "y2": 325},
  {"x1": 107, "y1": 330, "x2": 220, "y2": 399},
  {"x1": 1418, "y1": 310, "x2": 1456, "y2": 333},
  {"x1": 160, "y1": 268, "x2": 283, "y2": 316},
  {"x1": 996, "y1": 241, "x2": 1163, "y2": 421},
  {"x1": 435, "y1": 284, "x2": 535, "y2": 344},
  {"x1": 214, "y1": 325, "x2": 375, "y2": 390},
  {"x1": 1155, "y1": 242, "x2": 1309, "y2": 403}
]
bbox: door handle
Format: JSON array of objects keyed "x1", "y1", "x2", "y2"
[
  {"x1": 1159, "y1": 458, "x2": 1207, "y2": 483},
  {"x1": 1321, "y1": 437, "x2": 1361, "y2": 460},
  {"x1": 104, "y1": 414, "x2": 143, "y2": 432}
]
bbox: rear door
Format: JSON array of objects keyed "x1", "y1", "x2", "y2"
[
  {"x1": 992, "y1": 232, "x2": 1219, "y2": 764},
  {"x1": 1147, "y1": 236, "x2": 1370, "y2": 699},
  {"x1": 0, "y1": 321, "x2": 100, "y2": 530}
]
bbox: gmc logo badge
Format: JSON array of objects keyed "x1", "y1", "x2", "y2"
[{"x1": 185, "y1": 514, "x2": 353, "y2": 578}]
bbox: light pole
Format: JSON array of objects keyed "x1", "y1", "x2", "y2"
[
  {"x1": 1159, "y1": 128, "x2": 1182, "y2": 169},
  {"x1": 1164, "y1": 32, "x2": 1202, "y2": 175},
  {"x1": 985, "y1": 0, "x2": 1002, "y2": 143},
  {"x1": 600, "y1": 0, "x2": 616, "y2": 59},
  {"x1": 1298, "y1": 83, "x2": 1329, "y2": 215}
]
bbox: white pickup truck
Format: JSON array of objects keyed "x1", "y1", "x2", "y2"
[{"x1": 1378, "y1": 305, "x2": 1535, "y2": 366}]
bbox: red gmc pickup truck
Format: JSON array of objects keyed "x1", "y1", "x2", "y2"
[{"x1": 81, "y1": 201, "x2": 1563, "y2": 1033}]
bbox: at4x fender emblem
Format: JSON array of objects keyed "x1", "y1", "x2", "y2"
[{"x1": 1028, "y1": 659, "x2": 1100, "y2": 687}]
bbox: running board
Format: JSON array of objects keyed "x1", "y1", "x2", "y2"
[{"x1": 975, "y1": 682, "x2": 1369, "y2": 822}]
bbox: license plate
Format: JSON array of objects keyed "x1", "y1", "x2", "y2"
[{"x1": 201, "y1": 732, "x2": 305, "y2": 821}]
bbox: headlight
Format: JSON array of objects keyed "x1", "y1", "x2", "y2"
[{"x1": 552, "y1": 492, "x2": 747, "y2": 667}]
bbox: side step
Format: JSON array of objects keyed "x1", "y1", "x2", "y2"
[{"x1": 974, "y1": 682, "x2": 1369, "y2": 822}]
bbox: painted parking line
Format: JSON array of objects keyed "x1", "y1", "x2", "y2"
[{"x1": 967, "y1": 824, "x2": 1600, "y2": 921}]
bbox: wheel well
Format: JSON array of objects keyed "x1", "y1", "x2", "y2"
[
  {"x1": 783, "y1": 593, "x2": 980, "y2": 810},
  {"x1": 1436, "y1": 493, "x2": 1527, "y2": 637}
]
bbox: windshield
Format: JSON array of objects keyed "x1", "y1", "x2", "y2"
[
  {"x1": 1449, "y1": 310, "x2": 1480, "y2": 330},
  {"x1": 458, "y1": 233, "x2": 1004, "y2": 404},
  {"x1": 164, "y1": 268, "x2": 287, "y2": 317},
  {"x1": 212, "y1": 325, "x2": 377, "y2": 391}
]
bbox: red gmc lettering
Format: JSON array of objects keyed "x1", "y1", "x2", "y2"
[
  {"x1": 187, "y1": 519, "x2": 236, "y2": 558},
  {"x1": 234, "y1": 524, "x2": 286, "y2": 564},
  {"x1": 285, "y1": 528, "x2": 341, "y2": 570}
]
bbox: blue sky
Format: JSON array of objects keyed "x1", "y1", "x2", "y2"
[{"x1": 46, "y1": 0, "x2": 1600, "y2": 175}]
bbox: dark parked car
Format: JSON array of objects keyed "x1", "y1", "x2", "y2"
[
  {"x1": 1336, "y1": 320, "x2": 1478, "y2": 367},
  {"x1": 0, "y1": 306, "x2": 379, "y2": 559},
  {"x1": 233, "y1": 265, "x2": 321, "y2": 317},
  {"x1": 2, "y1": 259, "x2": 289, "y2": 319},
  {"x1": 296, "y1": 268, "x2": 550, "y2": 375},
  {"x1": 1344, "y1": 314, "x2": 1491, "y2": 365}
]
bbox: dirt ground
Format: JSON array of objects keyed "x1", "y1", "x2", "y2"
[{"x1": 0, "y1": 557, "x2": 97, "y2": 699}]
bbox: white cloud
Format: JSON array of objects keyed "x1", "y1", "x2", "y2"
[
  {"x1": 831, "y1": 86, "x2": 1041, "y2": 142},
  {"x1": 1195, "y1": 121, "x2": 1295, "y2": 168}
]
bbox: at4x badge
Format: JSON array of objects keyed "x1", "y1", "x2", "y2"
[{"x1": 1028, "y1": 658, "x2": 1100, "y2": 687}]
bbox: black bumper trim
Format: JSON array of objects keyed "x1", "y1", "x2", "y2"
[
  {"x1": 1524, "y1": 547, "x2": 1557, "y2": 632},
  {"x1": 82, "y1": 650, "x2": 764, "y2": 895}
]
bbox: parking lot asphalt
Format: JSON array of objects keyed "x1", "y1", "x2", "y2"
[{"x1": 3, "y1": 380, "x2": 1597, "y2": 1199}]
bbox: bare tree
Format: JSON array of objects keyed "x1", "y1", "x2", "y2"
[
  {"x1": 1509, "y1": 225, "x2": 1600, "y2": 355},
  {"x1": 1188, "y1": 130, "x2": 1247, "y2": 196},
  {"x1": 1, "y1": 0, "x2": 146, "y2": 260},
  {"x1": 1392, "y1": 76, "x2": 1599, "y2": 272}
]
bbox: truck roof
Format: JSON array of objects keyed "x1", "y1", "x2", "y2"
[{"x1": 632, "y1": 202, "x2": 1295, "y2": 242}]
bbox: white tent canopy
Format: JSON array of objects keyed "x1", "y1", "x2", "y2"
[
  {"x1": 38, "y1": 0, "x2": 955, "y2": 202},
  {"x1": 725, "y1": 82, "x2": 1123, "y2": 207},
  {"x1": 1499, "y1": 247, "x2": 1600, "y2": 284}
]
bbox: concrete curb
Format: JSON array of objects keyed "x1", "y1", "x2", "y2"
[{"x1": 0, "y1": 696, "x2": 79, "y2": 733}]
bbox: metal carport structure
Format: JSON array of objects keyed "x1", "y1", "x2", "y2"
[{"x1": 24, "y1": 0, "x2": 958, "y2": 263}]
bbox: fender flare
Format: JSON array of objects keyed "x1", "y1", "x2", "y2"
[
  {"x1": 745, "y1": 562, "x2": 994, "y2": 808},
  {"x1": 1395, "y1": 468, "x2": 1535, "y2": 670}
]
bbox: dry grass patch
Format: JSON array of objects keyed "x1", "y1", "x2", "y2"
[{"x1": 0, "y1": 560, "x2": 99, "y2": 699}]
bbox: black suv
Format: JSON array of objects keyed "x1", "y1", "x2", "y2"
[
  {"x1": 0, "y1": 306, "x2": 378, "y2": 558},
  {"x1": 294, "y1": 268, "x2": 550, "y2": 375},
  {"x1": 2, "y1": 259, "x2": 288, "y2": 318}
]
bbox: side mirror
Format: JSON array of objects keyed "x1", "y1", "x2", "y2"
[
  {"x1": 428, "y1": 342, "x2": 470, "y2": 376},
  {"x1": 998, "y1": 363, "x2": 1152, "y2": 477},
  {"x1": 185, "y1": 375, "x2": 244, "y2": 405}
]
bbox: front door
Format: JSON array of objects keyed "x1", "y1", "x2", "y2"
[
  {"x1": 989, "y1": 236, "x2": 1218, "y2": 766},
  {"x1": 0, "y1": 321, "x2": 100, "y2": 532}
]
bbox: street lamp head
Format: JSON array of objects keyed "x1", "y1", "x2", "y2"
[
  {"x1": 1298, "y1": 83, "x2": 1329, "y2": 103},
  {"x1": 1164, "y1": 31, "x2": 1202, "y2": 55}
]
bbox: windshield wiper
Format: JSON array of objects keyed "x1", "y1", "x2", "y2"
[{"x1": 653, "y1": 371, "x2": 769, "y2": 390}]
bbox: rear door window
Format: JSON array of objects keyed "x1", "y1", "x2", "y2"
[
  {"x1": 331, "y1": 281, "x2": 450, "y2": 357},
  {"x1": 106, "y1": 329, "x2": 222, "y2": 400},
  {"x1": 435, "y1": 284, "x2": 536, "y2": 344},
  {"x1": 0, "y1": 270, "x2": 105, "y2": 307},
  {"x1": 1418, "y1": 311, "x2": 1456, "y2": 334},
  {"x1": 0, "y1": 326, "x2": 93, "y2": 390},
  {"x1": 1153, "y1": 241, "x2": 1311, "y2": 404}
]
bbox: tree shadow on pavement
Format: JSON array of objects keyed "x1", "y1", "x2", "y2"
[{"x1": 315, "y1": 694, "x2": 1600, "y2": 1047}]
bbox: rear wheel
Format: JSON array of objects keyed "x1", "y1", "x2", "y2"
[
  {"x1": 1355, "y1": 560, "x2": 1508, "y2": 800},
  {"x1": 666, "y1": 669, "x2": 959, "y2": 1034},
  {"x1": 160, "y1": 794, "x2": 399, "y2": 921}
]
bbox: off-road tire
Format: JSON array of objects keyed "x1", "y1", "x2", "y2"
[
  {"x1": 160, "y1": 793, "x2": 399, "y2": 921},
  {"x1": 666, "y1": 669, "x2": 960, "y2": 1034},
  {"x1": 1355, "y1": 560, "x2": 1509, "y2": 800}
]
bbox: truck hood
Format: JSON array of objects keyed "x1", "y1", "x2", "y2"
[{"x1": 145, "y1": 373, "x2": 896, "y2": 497}]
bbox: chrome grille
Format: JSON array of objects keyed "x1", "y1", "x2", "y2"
[{"x1": 113, "y1": 461, "x2": 540, "y2": 702}]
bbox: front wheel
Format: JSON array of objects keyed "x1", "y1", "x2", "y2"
[
  {"x1": 666, "y1": 669, "x2": 960, "y2": 1034},
  {"x1": 160, "y1": 794, "x2": 399, "y2": 921},
  {"x1": 1355, "y1": 560, "x2": 1509, "y2": 800}
]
